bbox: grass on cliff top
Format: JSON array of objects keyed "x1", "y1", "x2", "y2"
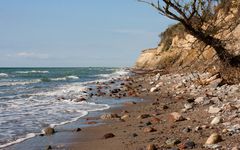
[{"x1": 158, "y1": 23, "x2": 186, "y2": 52}]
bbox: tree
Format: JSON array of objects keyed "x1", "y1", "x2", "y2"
[{"x1": 138, "y1": 0, "x2": 240, "y2": 67}]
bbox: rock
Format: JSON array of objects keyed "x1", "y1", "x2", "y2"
[
  {"x1": 169, "y1": 112, "x2": 185, "y2": 122},
  {"x1": 46, "y1": 145, "x2": 52, "y2": 150},
  {"x1": 194, "y1": 97, "x2": 205, "y2": 104},
  {"x1": 150, "y1": 87, "x2": 159, "y2": 92},
  {"x1": 208, "y1": 106, "x2": 221, "y2": 114},
  {"x1": 121, "y1": 114, "x2": 130, "y2": 120},
  {"x1": 154, "y1": 73, "x2": 161, "y2": 81},
  {"x1": 137, "y1": 114, "x2": 151, "y2": 119},
  {"x1": 162, "y1": 105, "x2": 169, "y2": 110},
  {"x1": 42, "y1": 127, "x2": 55, "y2": 135},
  {"x1": 205, "y1": 133, "x2": 222, "y2": 144},
  {"x1": 132, "y1": 133, "x2": 138, "y2": 137},
  {"x1": 74, "y1": 128, "x2": 82, "y2": 132},
  {"x1": 183, "y1": 141, "x2": 196, "y2": 149},
  {"x1": 184, "y1": 103, "x2": 194, "y2": 110},
  {"x1": 100, "y1": 113, "x2": 119, "y2": 120},
  {"x1": 182, "y1": 127, "x2": 191, "y2": 133},
  {"x1": 103, "y1": 133, "x2": 115, "y2": 139},
  {"x1": 204, "y1": 144, "x2": 222, "y2": 149},
  {"x1": 146, "y1": 144, "x2": 157, "y2": 150},
  {"x1": 165, "y1": 138, "x2": 181, "y2": 146},
  {"x1": 211, "y1": 116, "x2": 222, "y2": 125},
  {"x1": 208, "y1": 78, "x2": 223, "y2": 88},
  {"x1": 143, "y1": 127, "x2": 156, "y2": 133}
]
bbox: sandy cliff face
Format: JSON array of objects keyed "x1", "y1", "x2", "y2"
[{"x1": 135, "y1": 2, "x2": 240, "y2": 71}]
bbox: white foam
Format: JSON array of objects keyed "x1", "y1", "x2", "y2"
[
  {"x1": 0, "y1": 73, "x2": 8, "y2": 78},
  {"x1": 66, "y1": 76, "x2": 79, "y2": 80},
  {"x1": 0, "y1": 133, "x2": 36, "y2": 149},
  {"x1": 0, "y1": 79, "x2": 41, "y2": 87},
  {"x1": 16, "y1": 70, "x2": 49, "y2": 74}
]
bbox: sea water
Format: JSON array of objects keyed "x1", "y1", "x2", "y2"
[{"x1": 0, "y1": 67, "x2": 129, "y2": 148}]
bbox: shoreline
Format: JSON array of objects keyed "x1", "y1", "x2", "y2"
[{"x1": 5, "y1": 70, "x2": 240, "y2": 149}]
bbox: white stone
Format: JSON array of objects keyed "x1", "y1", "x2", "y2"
[
  {"x1": 195, "y1": 97, "x2": 205, "y2": 104},
  {"x1": 208, "y1": 106, "x2": 221, "y2": 114},
  {"x1": 211, "y1": 116, "x2": 222, "y2": 125}
]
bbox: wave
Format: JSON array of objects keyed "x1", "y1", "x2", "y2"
[
  {"x1": 50, "y1": 76, "x2": 79, "y2": 81},
  {"x1": 0, "y1": 133, "x2": 36, "y2": 149},
  {"x1": 0, "y1": 79, "x2": 41, "y2": 87},
  {"x1": 96, "y1": 68, "x2": 130, "y2": 79},
  {"x1": 0, "y1": 73, "x2": 8, "y2": 78},
  {"x1": 16, "y1": 70, "x2": 49, "y2": 74}
]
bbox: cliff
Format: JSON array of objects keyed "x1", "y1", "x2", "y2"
[{"x1": 135, "y1": 1, "x2": 240, "y2": 72}]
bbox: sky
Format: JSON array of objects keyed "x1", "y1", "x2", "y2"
[{"x1": 0, "y1": 0, "x2": 175, "y2": 67}]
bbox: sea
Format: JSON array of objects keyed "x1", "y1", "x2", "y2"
[{"x1": 0, "y1": 67, "x2": 130, "y2": 148}]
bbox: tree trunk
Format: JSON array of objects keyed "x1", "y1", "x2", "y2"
[{"x1": 182, "y1": 22, "x2": 237, "y2": 66}]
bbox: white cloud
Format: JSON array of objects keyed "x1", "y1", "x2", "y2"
[{"x1": 7, "y1": 51, "x2": 49, "y2": 59}]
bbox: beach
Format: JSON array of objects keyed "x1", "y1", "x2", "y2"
[{"x1": 4, "y1": 69, "x2": 240, "y2": 150}]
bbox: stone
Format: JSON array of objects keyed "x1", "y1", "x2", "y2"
[
  {"x1": 143, "y1": 127, "x2": 156, "y2": 133},
  {"x1": 137, "y1": 114, "x2": 151, "y2": 119},
  {"x1": 184, "y1": 141, "x2": 196, "y2": 149},
  {"x1": 151, "y1": 117, "x2": 160, "y2": 124},
  {"x1": 169, "y1": 112, "x2": 185, "y2": 122},
  {"x1": 182, "y1": 127, "x2": 191, "y2": 133},
  {"x1": 205, "y1": 133, "x2": 222, "y2": 144},
  {"x1": 232, "y1": 146, "x2": 240, "y2": 150},
  {"x1": 146, "y1": 144, "x2": 157, "y2": 150},
  {"x1": 100, "y1": 113, "x2": 119, "y2": 120},
  {"x1": 165, "y1": 138, "x2": 181, "y2": 146},
  {"x1": 42, "y1": 127, "x2": 55, "y2": 135},
  {"x1": 208, "y1": 106, "x2": 221, "y2": 114},
  {"x1": 121, "y1": 114, "x2": 130, "y2": 120},
  {"x1": 194, "y1": 97, "x2": 205, "y2": 104},
  {"x1": 75, "y1": 128, "x2": 82, "y2": 132},
  {"x1": 211, "y1": 116, "x2": 222, "y2": 125},
  {"x1": 208, "y1": 78, "x2": 223, "y2": 88},
  {"x1": 150, "y1": 87, "x2": 159, "y2": 92},
  {"x1": 103, "y1": 133, "x2": 115, "y2": 139},
  {"x1": 184, "y1": 103, "x2": 194, "y2": 110},
  {"x1": 46, "y1": 145, "x2": 52, "y2": 150}
]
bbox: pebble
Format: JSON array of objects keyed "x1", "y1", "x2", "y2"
[
  {"x1": 169, "y1": 112, "x2": 185, "y2": 122},
  {"x1": 184, "y1": 141, "x2": 196, "y2": 149},
  {"x1": 100, "y1": 113, "x2": 119, "y2": 120},
  {"x1": 137, "y1": 114, "x2": 151, "y2": 119},
  {"x1": 165, "y1": 138, "x2": 181, "y2": 146},
  {"x1": 210, "y1": 116, "x2": 222, "y2": 125},
  {"x1": 103, "y1": 133, "x2": 115, "y2": 139},
  {"x1": 146, "y1": 144, "x2": 157, "y2": 150},
  {"x1": 205, "y1": 133, "x2": 222, "y2": 144},
  {"x1": 121, "y1": 114, "x2": 130, "y2": 120},
  {"x1": 208, "y1": 106, "x2": 221, "y2": 114},
  {"x1": 182, "y1": 127, "x2": 191, "y2": 133},
  {"x1": 143, "y1": 127, "x2": 156, "y2": 133}
]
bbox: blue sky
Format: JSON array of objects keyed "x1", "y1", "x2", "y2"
[{"x1": 0, "y1": 0, "x2": 175, "y2": 67}]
